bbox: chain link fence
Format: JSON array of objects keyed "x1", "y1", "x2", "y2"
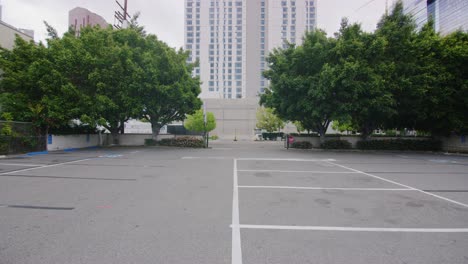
[{"x1": 0, "y1": 121, "x2": 46, "y2": 155}]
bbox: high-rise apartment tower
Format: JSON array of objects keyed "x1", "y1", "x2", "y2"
[{"x1": 184, "y1": 0, "x2": 317, "y2": 99}]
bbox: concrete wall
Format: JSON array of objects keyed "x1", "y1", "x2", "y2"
[
  {"x1": 440, "y1": 135, "x2": 468, "y2": 153},
  {"x1": 47, "y1": 134, "x2": 182, "y2": 150},
  {"x1": 47, "y1": 134, "x2": 100, "y2": 151},
  {"x1": 291, "y1": 135, "x2": 468, "y2": 152},
  {"x1": 204, "y1": 98, "x2": 259, "y2": 139}
]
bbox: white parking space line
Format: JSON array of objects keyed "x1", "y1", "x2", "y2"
[
  {"x1": 182, "y1": 156, "x2": 233, "y2": 160},
  {"x1": 238, "y1": 169, "x2": 359, "y2": 173},
  {"x1": 237, "y1": 158, "x2": 336, "y2": 162},
  {"x1": 0, "y1": 158, "x2": 93, "y2": 176},
  {"x1": 238, "y1": 186, "x2": 413, "y2": 191},
  {"x1": 232, "y1": 159, "x2": 243, "y2": 264},
  {"x1": 0, "y1": 163, "x2": 47, "y2": 167},
  {"x1": 235, "y1": 224, "x2": 468, "y2": 233},
  {"x1": 327, "y1": 161, "x2": 468, "y2": 208}
]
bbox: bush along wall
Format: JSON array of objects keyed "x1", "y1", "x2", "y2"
[
  {"x1": 291, "y1": 141, "x2": 313, "y2": 149},
  {"x1": 157, "y1": 137, "x2": 205, "y2": 148},
  {"x1": 320, "y1": 139, "x2": 352, "y2": 149},
  {"x1": 356, "y1": 139, "x2": 442, "y2": 151}
]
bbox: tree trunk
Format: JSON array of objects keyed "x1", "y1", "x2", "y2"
[
  {"x1": 151, "y1": 121, "x2": 162, "y2": 140},
  {"x1": 120, "y1": 122, "x2": 125, "y2": 134},
  {"x1": 109, "y1": 128, "x2": 120, "y2": 145},
  {"x1": 360, "y1": 123, "x2": 373, "y2": 141},
  {"x1": 319, "y1": 133, "x2": 326, "y2": 144},
  {"x1": 317, "y1": 120, "x2": 330, "y2": 144}
]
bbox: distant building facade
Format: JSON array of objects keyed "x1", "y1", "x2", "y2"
[
  {"x1": 184, "y1": 0, "x2": 316, "y2": 138},
  {"x1": 185, "y1": 0, "x2": 316, "y2": 99},
  {"x1": 0, "y1": 21, "x2": 34, "y2": 50},
  {"x1": 69, "y1": 7, "x2": 109, "y2": 35},
  {"x1": 402, "y1": 0, "x2": 468, "y2": 35},
  {"x1": 0, "y1": 2, "x2": 34, "y2": 50}
]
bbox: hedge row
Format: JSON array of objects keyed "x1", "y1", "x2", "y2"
[
  {"x1": 356, "y1": 139, "x2": 442, "y2": 151},
  {"x1": 151, "y1": 137, "x2": 205, "y2": 148},
  {"x1": 262, "y1": 132, "x2": 285, "y2": 140},
  {"x1": 0, "y1": 136, "x2": 45, "y2": 155},
  {"x1": 288, "y1": 138, "x2": 442, "y2": 151},
  {"x1": 321, "y1": 139, "x2": 352, "y2": 149},
  {"x1": 290, "y1": 141, "x2": 313, "y2": 149}
]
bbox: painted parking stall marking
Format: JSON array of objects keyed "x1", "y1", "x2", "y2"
[{"x1": 232, "y1": 157, "x2": 468, "y2": 264}]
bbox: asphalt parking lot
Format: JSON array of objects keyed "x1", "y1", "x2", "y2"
[{"x1": 0, "y1": 140, "x2": 467, "y2": 264}]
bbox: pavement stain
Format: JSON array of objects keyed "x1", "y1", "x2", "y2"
[
  {"x1": 384, "y1": 218, "x2": 400, "y2": 225},
  {"x1": 343, "y1": 208, "x2": 359, "y2": 215},
  {"x1": 406, "y1": 201, "x2": 424, "y2": 208},
  {"x1": 254, "y1": 172, "x2": 271, "y2": 177},
  {"x1": 314, "y1": 198, "x2": 331, "y2": 206}
]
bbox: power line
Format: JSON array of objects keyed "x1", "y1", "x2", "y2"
[{"x1": 355, "y1": 0, "x2": 380, "y2": 12}]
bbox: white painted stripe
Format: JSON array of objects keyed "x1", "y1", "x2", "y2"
[
  {"x1": 0, "y1": 163, "x2": 46, "y2": 167},
  {"x1": 0, "y1": 158, "x2": 93, "y2": 176},
  {"x1": 238, "y1": 169, "x2": 358, "y2": 173},
  {"x1": 396, "y1": 155, "x2": 409, "y2": 158},
  {"x1": 232, "y1": 159, "x2": 243, "y2": 264},
  {"x1": 237, "y1": 158, "x2": 336, "y2": 162},
  {"x1": 234, "y1": 224, "x2": 468, "y2": 233},
  {"x1": 238, "y1": 186, "x2": 413, "y2": 191},
  {"x1": 327, "y1": 161, "x2": 468, "y2": 208},
  {"x1": 182, "y1": 156, "x2": 232, "y2": 160}
]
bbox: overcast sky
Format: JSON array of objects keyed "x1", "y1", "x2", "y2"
[{"x1": 1, "y1": 0, "x2": 394, "y2": 48}]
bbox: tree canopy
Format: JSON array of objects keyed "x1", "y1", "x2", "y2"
[
  {"x1": 0, "y1": 23, "x2": 201, "y2": 140},
  {"x1": 256, "y1": 107, "x2": 284, "y2": 133},
  {"x1": 184, "y1": 109, "x2": 216, "y2": 133},
  {"x1": 261, "y1": 0, "x2": 468, "y2": 139}
]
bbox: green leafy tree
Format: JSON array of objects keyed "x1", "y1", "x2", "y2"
[
  {"x1": 0, "y1": 37, "x2": 81, "y2": 136},
  {"x1": 261, "y1": 30, "x2": 342, "y2": 142},
  {"x1": 375, "y1": 1, "x2": 419, "y2": 131},
  {"x1": 409, "y1": 24, "x2": 468, "y2": 135},
  {"x1": 139, "y1": 36, "x2": 202, "y2": 139},
  {"x1": 323, "y1": 19, "x2": 394, "y2": 139},
  {"x1": 256, "y1": 107, "x2": 284, "y2": 133},
  {"x1": 184, "y1": 109, "x2": 216, "y2": 133},
  {"x1": 293, "y1": 121, "x2": 304, "y2": 134},
  {"x1": 331, "y1": 119, "x2": 356, "y2": 134},
  {"x1": 76, "y1": 27, "x2": 145, "y2": 142}
]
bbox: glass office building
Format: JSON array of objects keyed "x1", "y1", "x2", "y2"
[{"x1": 403, "y1": 0, "x2": 468, "y2": 35}]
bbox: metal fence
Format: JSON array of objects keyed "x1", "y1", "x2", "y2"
[
  {"x1": 0, "y1": 121, "x2": 46, "y2": 155},
  {"x1": 0, "y1": 136, "x2": 46, "y2": 155}
]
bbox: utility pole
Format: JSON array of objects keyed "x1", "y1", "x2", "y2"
[{"x1": 114, "y1": 0, "x2": 130, "y2": 29}]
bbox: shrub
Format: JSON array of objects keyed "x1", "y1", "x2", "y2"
[
  {"x1": 144, "y1": 138, "x2": 157, "y2": 146},
  {"x1": 356, "y1": 139, "x2": 442, "y2": 151},
  {"x1": 158, "y1": 137, "x2": 205, "y2": 148},
  {"x1": 0, "y1": 137, "x2": 8, "y2": 154},
  {"x1": 321, "y1": 139, "x2": 352, "y2": 149},
  {"x1": 291, "y1": 141, "x2": 313, "y2": 149},
  {"x1": 209, "y1": 135, "x2": 219, "y2": 140},
  {"x1": 262, "y1": 132, "x2": 284, "y2": 140}
]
